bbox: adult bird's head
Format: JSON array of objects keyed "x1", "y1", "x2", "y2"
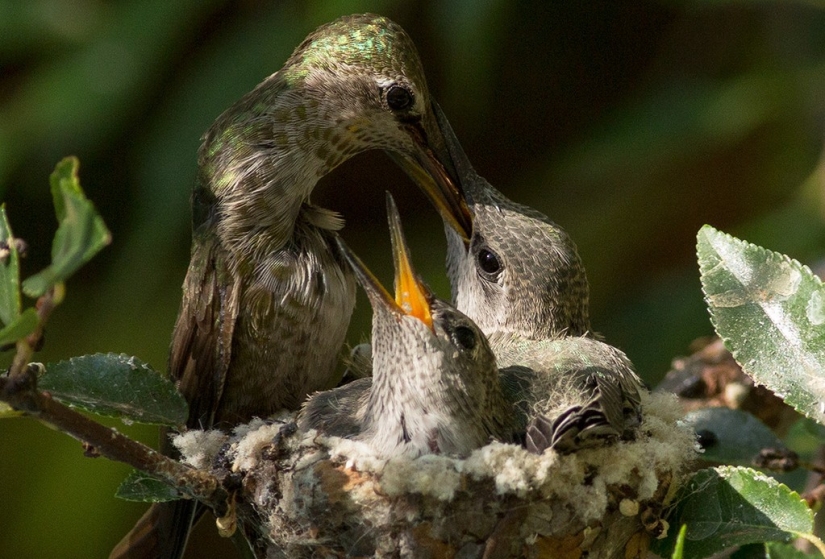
[
  {"x1": 425, "y1": 102, "x2": 591, "y2": 340},
  {"x1": 197, "y1": 13, "x2": 471, "y2": 258}
]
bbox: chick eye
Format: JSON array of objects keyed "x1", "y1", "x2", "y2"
[
  {"x1": 386, "y1": 85, "x2": 414, "y2": 111},
  {"x1": 452, "y1": 325, "x2": 477, "y2": 351},
  {"x1": 477, "y1": 248, "x2": 502, "y2": 277}
]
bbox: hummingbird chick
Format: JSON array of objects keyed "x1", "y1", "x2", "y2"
[
  {"x1": 300, "y1": 195, "x2": 516, "y2": 458},
  {"x1": 493, "y1": 334, "x2": 643, "y2": 453},
  {"x1": 112, "y1": 14, "x2": 471, "y2": 559},
  {"x1": 431, "y1": 104, "x2": 645, "y2": 454}
]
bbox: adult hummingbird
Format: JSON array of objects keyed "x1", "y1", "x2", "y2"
[
  {"x1": 431, "y1": 104, "x2": 645, "y2": 454},
  {"x1": 300, "y1": 194, "x2": 515, "y2": 458},
  {"x1": 111, "y1": 14, "x2": 471, "y2": 559}
]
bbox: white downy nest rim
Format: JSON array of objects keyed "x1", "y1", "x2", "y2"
[{"x1": 174, "y1": 392, "x2": 698, "y2": 558}]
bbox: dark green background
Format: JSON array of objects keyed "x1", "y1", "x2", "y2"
[{"x1": 2, "y1": 1, "x2": 824, "y2": 557}]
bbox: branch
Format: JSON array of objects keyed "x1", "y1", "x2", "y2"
[
  {"x1": 9, "y1": 284, "x2": 62, "y2": 379},
  {"x1": 2, "y1": 284, "x2": 230, "y2": 512},
  {"x1": 0, "y1": 366, "x2": 228, "y2": 512}
]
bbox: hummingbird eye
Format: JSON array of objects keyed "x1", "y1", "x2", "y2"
[
  {"x1": 451, "y1": 325, "x2": 477, "y2": 351},
  {"x1": 386, "y1": 84, "x2": 414, "y2": 112},
  {"x1": 476, "y1": 248, "x2": 502, "y2": 278}
]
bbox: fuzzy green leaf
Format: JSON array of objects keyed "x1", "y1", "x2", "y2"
[
  {"x1": 22, "y1": 157, "x2": 111, "y2": 297},
  {"x1": 656, "y1": 466, "x2": 812, "y2": 558},
  {"x1": 0, "y1": 307, "x2": 39, "y2": 346},
  {"x1": 0, "y1": 205, "x2": 21, "y2": 326},
  {"x1": 685, "y1": 408, "x2": 785, "y2": 467},
  {"x1": 115, "y1": 470, "x2": 180, "y2": 502},
  {"x1": 40, "y1": 353, "x2": 187, "y2": 426},
  {"x1": 697, "y1": 225, "x2": 825, "y2": 424}
]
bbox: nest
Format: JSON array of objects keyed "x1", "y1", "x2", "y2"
[{"x1": 174, "y1": 391, "x2": 697, "y2": 558}]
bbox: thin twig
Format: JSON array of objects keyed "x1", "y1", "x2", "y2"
[
  {"x1": 9, "y1": 284, "x2": 63, "y2": 379},
  {"x1": 0, "y1": 368, "x2": 229, "y2": 514},
  {"x1": 803, "y1": 483, "x2": 825, "y2": 508},
  {"x1": 797, "y1": 532, "x2": 825, "y2": 559},
  {"x1": 3, "y1": 283, "x2": 232, "y2": 517}
]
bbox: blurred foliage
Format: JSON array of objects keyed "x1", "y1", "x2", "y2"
[{"x1": 1, "y1": 0, "x2": 825, "y2": 557}]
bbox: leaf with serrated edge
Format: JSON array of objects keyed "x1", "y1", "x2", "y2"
[
  {"x1": 0, "y1": 308, "x2": 39, "y2": 346},
  {"x1": 684, "y1": 408, "x2": 785, "y2": 466},
  {"x1": 40, "y1": 353, "x2": 187, "y2": 426},
  {"x1": 698, "y1": 225, "x2": 825, "y2": 423},
  {"x1": 655, "y1": 466, "x2": 812, "y2": 559},
  {"x1": 116, "y1": 470, "x2": 180, "y2": 502},
  {"x1": 22, "y1": 157, "x2": 111, "y2": 297},
  {"x1": 0, "y1": 206, "x2": 20, "y2": 326}
]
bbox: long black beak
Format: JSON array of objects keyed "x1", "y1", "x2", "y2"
[
  {"x1": 390, "y1": 102, "x2": 474, "y2": 242},
  {"x1": 430, "y1": 101, "x2": 480, "y2": 205}
]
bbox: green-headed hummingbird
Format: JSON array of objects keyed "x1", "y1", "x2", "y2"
[{"x1": 111, "y1": 14, "x2": 470, "y2": 559}]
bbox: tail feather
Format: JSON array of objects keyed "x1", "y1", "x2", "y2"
[
  {"x1": 109, "y1": 500, "x2": 198, "y2": 559},
  {"x1": 525, "y1": 367, "x2": 642, "y2": 455}
]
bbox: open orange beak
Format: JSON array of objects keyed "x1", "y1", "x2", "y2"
[
  {"x1": 333, "y1": 194, "x2": 434, "y2": 330},
  {"x1": 386, "y1": 193, "x2": 433, "y2": 330}
]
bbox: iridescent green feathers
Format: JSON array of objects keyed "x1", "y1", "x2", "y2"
[
  {"x1": 283, "y1": 14, "x2": 427, "y2": 88},
  {"x1": 195, "y1": 14, "x2": 436, "y2": 267}
]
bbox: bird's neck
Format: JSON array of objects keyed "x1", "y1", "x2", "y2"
[
  {"x1": 363, "y1": 330, "x2": 438, "y2": 456},
  {"x1": 364, "y1": 331, "x2": 499, "y2": 457},
  {"x1": 198, "y1": 84, "x2": 345, "y2": 270}
]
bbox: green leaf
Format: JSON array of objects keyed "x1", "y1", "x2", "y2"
[
  {"x1": 115, "y1": 470, "x2": 180, "y2": 502},
  {"x1": 0, "y1": 307, "x2": 38, "y2": 346},
  {"x1": 22, "y1": 157, "x2": 111, "y2": 297},
  {"x1": 671, "y1": 524, "x2": 687, "y2": 559},
  {"x1": 656, "y1": 466, "x2": 813, "y2": 559},
  {"x1": 0, "y1": 401, "x2": 24, "y2": 419},
  {"x1": 685, "y1": 408, "x2": 785, "y2": 467},
  {"x1": 49, "y1": 156, "x2": 81, "y2": 222},
  {"x1": 697, "y1": 225, "x2": 825, "y2": 424},
  {"x1": 799, "y1": 417, "x2": 825, "y2": 443},
  {"x1": 783, "y1": 417, "x2": 825, "y2": 458},
  {"x1": 765, "y1": 542, "x2": 811, "y2": 559},
  {"x1": 0, "y1": 205, "x2": 20, "y2": 326},
  {"x1": 40, "y1": 353, "x2": 187, "y2": 426}
]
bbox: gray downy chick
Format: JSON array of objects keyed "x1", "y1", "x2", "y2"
[
  {"x1": 492, "y1": 333, "x2": 643, "y2": 454},
  {"x1": 300, "y1": 194, "x2": 516, "y2": 458},
  {"x1": 429, "y1": 103, "x2": 645, "y2": 454}
]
